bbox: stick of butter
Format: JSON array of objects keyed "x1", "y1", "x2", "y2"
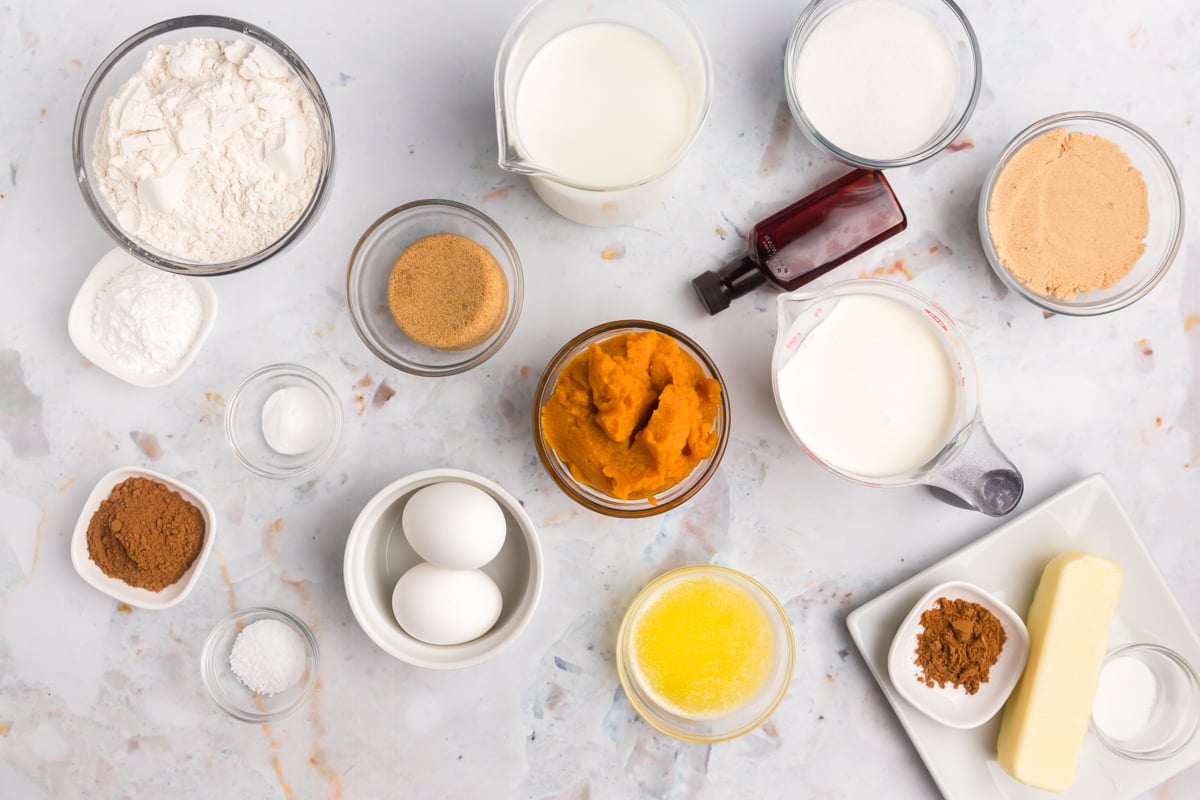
[{"x1": 997, "y1": 551, "x2": 1122, "y2": 792}]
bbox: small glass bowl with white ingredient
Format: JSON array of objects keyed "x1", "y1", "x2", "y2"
[
  {"x1": 201, "y1": 607, "x2": 319, "y2": 723},
  {"x1": 784, "y1": 0, "x2": 981, "y2": 168},
  {"x1": 72, "y1": 15, "x2": 335, "y2": 276},
  {"x1": 225, "y1": 363, "x2": 343, "y2": 479},
  {"x1": 1092, "y1": 643, "x2": 1200, "y2": 761}
]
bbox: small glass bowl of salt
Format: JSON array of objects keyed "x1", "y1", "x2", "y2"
[
  {"x1": 201, "y1": 607, "x2": 319, "y2": 723},
  {"x1": 226, "y1": 363, "x2": 343, "y2": 480},
  {"x1": 1091, "y1": 643, "x2": 1200, "y2": 761}
]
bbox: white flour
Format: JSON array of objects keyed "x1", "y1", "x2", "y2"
[
  {"x1": 93, "y1": 261, "x2": 203, "y2": 375},
  {"x1": 93, "y1": 38, "x2": 321, "y2": 263}
]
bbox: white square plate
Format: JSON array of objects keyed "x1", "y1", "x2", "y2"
[
  {"x1": 67, "y1": 248, "x2": 217, "y2": 388},
  {"x1": 70, "y1": 467, "x2": 216, "y2": 609},
  {"x1": 847, "y1": 474, "x2": 1200, "y2": 799}
]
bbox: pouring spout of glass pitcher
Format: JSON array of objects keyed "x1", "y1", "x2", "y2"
[
  {"x1": 494, "y1": 106, "x2": 544, "y2": 177},
  {"x1": 925, "y1": 419, "x2": 1024, "y2": 517}
]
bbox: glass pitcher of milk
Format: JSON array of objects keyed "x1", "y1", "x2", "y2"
[
  {"x1": 494, "y1": 0, "x2": 712, "y2": 227},
  {"x1": 771, "y1": 279, "x2": 1023, "y2": 516}
]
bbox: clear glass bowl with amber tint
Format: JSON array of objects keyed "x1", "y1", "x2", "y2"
[
  {"x1": 616, "y1": 565, "x2": 795, "y2": 742},
  {"x1": 532, "y1": 320, "x2": 730, "y2": 519}
]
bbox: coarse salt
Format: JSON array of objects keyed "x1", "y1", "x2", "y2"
[{"x1": 229, "y1": 618, "x2": 307, "y2": 696}]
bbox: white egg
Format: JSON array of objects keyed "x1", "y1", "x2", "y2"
[
  {"x1": 391, "y1": 562, "x2": 503, "y2": 646},
  {"x1": 402, "y1": 481, "x2": 507, "y2": 570}
]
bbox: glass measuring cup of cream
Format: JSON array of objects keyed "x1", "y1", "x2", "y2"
[
  {"x1": 771, "y1": 280, "x2": 1022, "y2": 516},
  {"x1": 494, "y1": 0, "x2": 712, "y2": 226}
]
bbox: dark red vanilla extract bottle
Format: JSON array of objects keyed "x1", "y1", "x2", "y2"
[{"x1": 692, "y1": 170, "x2": 907, "y2": 314}]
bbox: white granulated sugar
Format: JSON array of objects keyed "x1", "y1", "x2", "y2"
[
  {"x1": 229, "y1": 618, "x2": 307, "y2": 696},
  {"x1": 93, "y1": 38, "x2": 322, "y2": 263},
  {"x1": 92, "y1": 261, "x2": 203, "y2": 375}
]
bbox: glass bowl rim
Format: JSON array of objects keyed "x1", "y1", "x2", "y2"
[
  {"x1": 200, "y1": 606, "x2": 320, "y2": 723},
  {"x1": 976, "y1": 110, "x2": 1185, "y2": 316},
  {"x1": 615, "y1": 564, "x2": 796, "y2": 742},
  {"x1": 532, "y1": 319, "x2": 731, "y2": 518},
  {"x1": 345, "y1": 199, "x2": 525, "y2": 377},
  {"x1": 1092, "y1": 642, "x2": 1200, "y2": 761},
  {"x1": 71, "y1": 14, "x2": 336, "y2": 276},
  {"x1": 784, "y1": 0, "x2": 982, "y2": 169},
  {"x1": 224, "y1": 362, "x2": 344, "y2": 479}
]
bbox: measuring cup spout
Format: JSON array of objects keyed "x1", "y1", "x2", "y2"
[
  {"x1": 925, "y1": 419, "x2": 1023, "y2": 516},
  {"x1": 774, "y1": 290, "x2": 822, "y2": 334}
]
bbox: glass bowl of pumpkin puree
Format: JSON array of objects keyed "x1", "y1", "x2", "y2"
[{"x1": 534, "y1": 320, "x2": 730, "y2": 518}]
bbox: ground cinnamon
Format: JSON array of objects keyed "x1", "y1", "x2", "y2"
[
  {"x1": 86, "y1": 477, "x2": 205, "y2": 592},
  {"x1": 914, "y1": 597, "x2": 1007, "y2": 695}
]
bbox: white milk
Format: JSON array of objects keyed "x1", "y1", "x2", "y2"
[
  {"x1": 793, "y1": 0, "x2": 957, "y2": 161},
  {"x1": 514, "y1": 23, "x2": 692, "y2": 188},
  {"x1": 776, "y1": 294, "x2": 956, "y2": 477}
]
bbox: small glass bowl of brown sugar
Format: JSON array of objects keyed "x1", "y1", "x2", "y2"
[
  {"x1": 347, "y1": 200, "x2": 523, "y2": 376},
  {"x1": 979, "y1": 112, "x2": 1184, "y2": 316}
]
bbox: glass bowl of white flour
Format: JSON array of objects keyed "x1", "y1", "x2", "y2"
[{"x1": 72, "y1": 16, "x2": 335, "y2": 275}]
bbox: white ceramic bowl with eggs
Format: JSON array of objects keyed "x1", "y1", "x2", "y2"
[{"x1": 343, "y1": 468, "x2": 543, "y2": 669}]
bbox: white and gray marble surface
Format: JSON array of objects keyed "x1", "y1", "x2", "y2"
[{"x1": 1, "y1": 0, "x2": 1197, "y2": 797}]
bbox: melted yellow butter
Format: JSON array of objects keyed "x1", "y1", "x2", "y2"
[{"x1": 632, "y1": 575, "x2": 774, "y2": 718}]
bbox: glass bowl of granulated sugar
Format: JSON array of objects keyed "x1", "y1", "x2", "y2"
[{"x1": 72, "y1": 15, "x2": 336, "y2": 276}]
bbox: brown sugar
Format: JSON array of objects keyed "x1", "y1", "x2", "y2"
[
  {"x1": 386, "y1": 233, "x2": 508, "y2": 351},
  {"x1": 914, "y1": 597, "x2": 1007, "y2": 695},
  {"x1": 987, "y1": 128, "x2": 1149, "y2": 299},
  {"x1": 86, "y1": 477, "x2": 206, "y2": 592}
]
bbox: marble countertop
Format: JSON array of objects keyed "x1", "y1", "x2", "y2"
[{"x1": 1, "y1": 0, "x2": 1197, "y2": 797}]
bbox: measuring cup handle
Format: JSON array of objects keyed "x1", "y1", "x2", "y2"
[{"x1": 926, "y1": 420, "x2": 1024, "y2": 516}]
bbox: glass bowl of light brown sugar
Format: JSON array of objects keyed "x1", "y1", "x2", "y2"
[
  {"x1": 346, "y1": 200, "x2": 524, "y2": 376},
  {"x1": 978, "y1": 112, "x2": 1184, "y2": 316}
]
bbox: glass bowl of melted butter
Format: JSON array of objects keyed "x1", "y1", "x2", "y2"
[{"x1": 616, "y1": 565, "x2": 795, "y2": 742}]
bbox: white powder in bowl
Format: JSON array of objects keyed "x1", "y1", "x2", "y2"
[
  {"x1": 92, "y1": 261, "x2": 203, "y2": 375},
  {"x1": 93, "y1": 38, "x2": 322, "y2": 263},
  {"x1": 229, "y1": 618, "x2": 308, "y2": 696},
  {"x1": 261, "y1": 386, "x2": 328, "y2": 455}
]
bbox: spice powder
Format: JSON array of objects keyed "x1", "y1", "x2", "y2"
[
  {"x1": 86, "y1": 477, "x2": 206, "y2": 592},
  {"x1": 914, "y1": 596, "x2": 1007, "y2": 695}
]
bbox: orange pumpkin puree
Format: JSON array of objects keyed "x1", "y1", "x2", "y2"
[{"x1": 540, "y1": 331, "x2": 722, "y2": 500}]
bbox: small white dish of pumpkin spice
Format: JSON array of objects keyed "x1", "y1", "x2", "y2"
[
  {"x1": 887, "y1": 580, "x2": 1029, "y2": 730},
  {"x1": 70, "y1": 467, "x2": 215, "y2": 610},
  {"x1": 346, "y1": 199, "x2": 524, "y2": 377},
  {"x1": 978, "y1": 112, "x2": 1184, "y2": 317}
]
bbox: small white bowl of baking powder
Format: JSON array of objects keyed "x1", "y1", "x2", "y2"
[{"x1": 67, "y1": 248, "x2": 218, "y2": 388}]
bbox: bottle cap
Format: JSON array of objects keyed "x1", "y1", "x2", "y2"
[
  {"x1": 691, "y1": 255, "x2": 767, "y2": 316},
  {"x1": 692, "y1": 270, "x2": 731, "y2": 314}
]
